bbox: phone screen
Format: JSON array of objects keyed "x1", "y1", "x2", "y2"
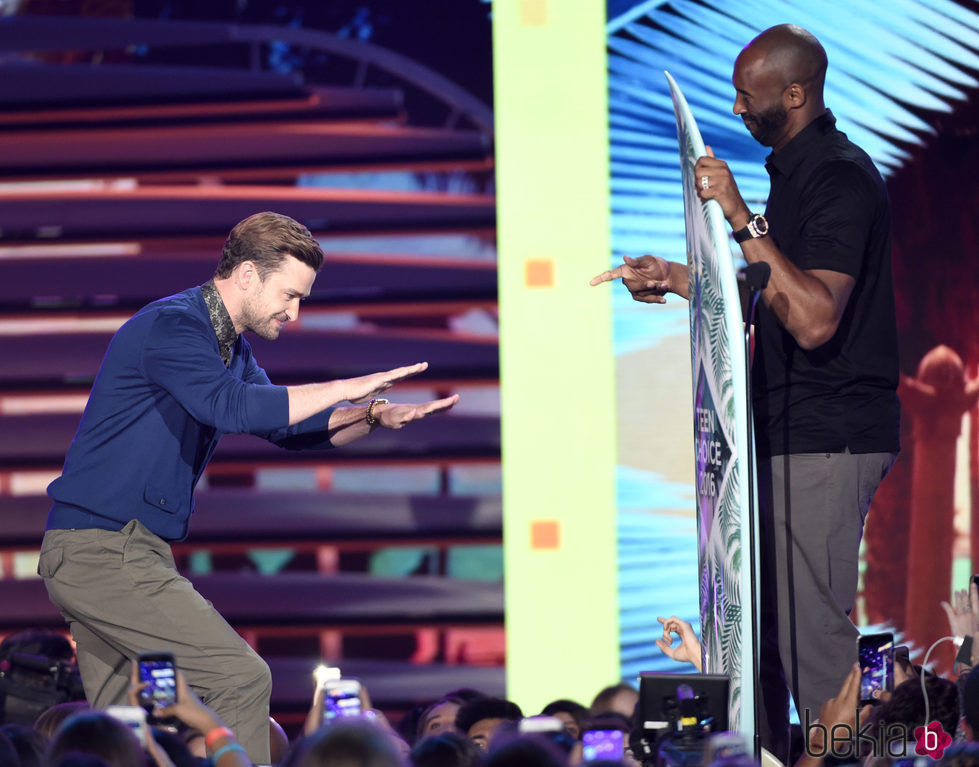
[
  {"x1": 582, "y1": 729, "x2": 624, "y2": 761},
  {"x1": 324, "y1": 679, "x2": 362, "y2": 720},
  {"x1": 858, "y1": 633, "x2": 894, "y2": 705},
  {"x1": 106, "y1": 705, "x2": 148, "y2": 745},
  {"x1": 138, "y1": 653, "x2": 177, "y2": 709}
]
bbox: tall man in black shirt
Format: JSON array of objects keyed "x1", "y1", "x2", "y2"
[{"x1": 591, "y1": 24, "x2": 899, "y2": 759}]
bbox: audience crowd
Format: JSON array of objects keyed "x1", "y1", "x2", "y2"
[{"x1": 2, "y1": 586, "x2": 979, "y2": 767}]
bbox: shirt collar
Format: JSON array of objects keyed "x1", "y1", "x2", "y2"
[
  {"x1": 200, "y1": 280, "x2": 238, "y2": 366},
  {"x1": 765, "y1": 109, "x2": 837, "y2": 179}
]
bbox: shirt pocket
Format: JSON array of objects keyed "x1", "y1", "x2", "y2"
[{"x1": 144, "y1": 484, "x2": 180, "y2": 514}]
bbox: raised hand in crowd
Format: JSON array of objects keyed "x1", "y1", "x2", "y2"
[
  {"x1": 942, "y1": 582, "x2": 979, "y2": 639},
  {"x1": 655, "y1": 616, "x2": 702, "y2": 672},
  {"x1": 129, "y1": 663, "x2": 251, "y2": 767}
]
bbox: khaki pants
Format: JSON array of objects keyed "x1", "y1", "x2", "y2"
[{"x1": 39, "y1": 520, "x2": 272, "y2": 764}]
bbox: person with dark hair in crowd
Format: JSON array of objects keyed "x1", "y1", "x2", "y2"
[
  {"x1": 0, "y1": 729, "x2": 22, "y2": 767},
  {"x1": 415, "y1": 691, "x2": 484, "y2": 744},
  {"x1": 481, "y1": 734, "x2": 565, "y2": 767},
  {"x1": 410, "y1": 730, "x2": 484, "y2": 767},
  {"x1": 49, "y1": 755, "x2": 113, "y2": 767},
  {"x1": 455, "y1": 697, "x2": 523, "y2": 751},
  {"x1": 539, "y1": 699, "x2": 587, "y2": 740},
  {"x1": 33, "y1": 702, "x2": 91, "y2": 740},
  {"x1": 871, "y1": 674, "x2": 960, "y2": 753},
  {"x1": 45, "y1": 711, "x2": 146, "y2": 767},
  {"x1": 592, "y1": 23, "x2": 900, "y2": 762},
  {"x1": 37, "y1": 211, "x2": 459, "y2": 764},
  {"x1": 417, "y1": 697, "x2": 466, "y2": 742},
  {"x1": 284, "y1": 718, "x2": 405, "y2": 767},
  {"x1": 960, "y1": 666, "x2": 979, "y2": 742},
  {"x1": 588, "y1": 684, "x2": 637, "y2": 722},
  {"x1": 0, "y1": 723, "x2": 46, "y2": 767}
]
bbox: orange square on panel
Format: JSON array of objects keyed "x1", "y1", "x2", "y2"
[
  {"x1": 531, "y1": 520, "x2": 560, "y2": 550},
  {"x1": 525, "y1": 259, "x2": 554, "y2": 287},
  {"x1": 519, "y1": 0, "x2": 547, "y2": 26}
]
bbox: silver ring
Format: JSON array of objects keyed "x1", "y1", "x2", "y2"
[{"x1": 701, "y1": 175, "x2": 709, "y2": 190}]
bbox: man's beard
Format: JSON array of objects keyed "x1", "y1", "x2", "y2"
[
  {"x1": 744, "y1": 102, "x2": 788, "y2": 147},
  {"x1": 240, "y1": 297, "x2": 286, "y2": 340}
]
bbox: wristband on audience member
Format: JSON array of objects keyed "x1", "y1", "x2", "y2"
[
  {"x1": 956, "y1": 635, "x2": 974, "y2": 667},
  {"x1": 212, "y1": 743, "x2": 247, "y2": 763},
  {"x1": 205, "y1": 726, "x2": 235, "y2": 750},
  {"x1": 366, "y1": 398, "x2": 388, "y2": 426}
]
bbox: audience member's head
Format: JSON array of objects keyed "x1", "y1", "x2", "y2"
[
  {"x1": 589, "y1": 683, "x2": 638, "y2": 721},
  {"x1": 286, "y1": 719, "x2": 403, "y2": 767},
  {"x1": 0, "y1": 723, "x2": 47, "y2": 767},
  {"x1": 410, "y1": 730, "x2": 483, "y2": 767},
  {"x1": 418, "y1": 698, "x2": 466, "y2": 741},
  {"x1": 482, "y1": 735, "x2": 564, "y2": 767},
  {"x1": 48, "y1": 754, "x2": 113, "y2": 767},
  {"x1": 33, "y1": 702, "x2": 91, "y2": 740},
  {"x1": 46, "y1": 711, "x2": 145, "y2": 767},
  {"x1": 455, "y1": 697, "x2": 523, "y2": 751},
  {"x1": 962, "y1": 667, "x2": 979, "y2": 741},
  {"x1": 583, "y1": 712, "x2": 631, "y2": 735},
  {"x1": 0, "y1": 729, "x2": 22, "y2": 767},
  {"x1": 539, "y1": 699, "x2": 587, "y2": 740},
  {"x1": 414, "y1": 689, "x2": 487, "y2": 742},
  {"x1": 873, "y1": 675, "x2": 959, "y2": 744}
]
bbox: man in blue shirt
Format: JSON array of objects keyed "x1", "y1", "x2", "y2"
[{"x1": 39, "y1": 211, "x2": 458, "y2": 763}]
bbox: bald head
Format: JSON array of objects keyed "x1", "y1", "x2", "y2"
[
  {"x1": 732, "y1": 25, "x2": 828, "y2": 150},
  {"x1": 742, "y1": 24, "x2": 827, "y2": 98}
]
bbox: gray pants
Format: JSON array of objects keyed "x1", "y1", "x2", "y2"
[
  {"x1": 756, "y1": 451, "x2": 895, "y2": 763},
  {"x1": 39, "y1": 520, "x2": 272, "y2": 764}
]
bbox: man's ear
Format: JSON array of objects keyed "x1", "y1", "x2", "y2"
[
  {"x1": 784, "y1": 82, "x2": 807, "y2": 110},
  {"x1": 234, "y1": 261, "x2": 258, "y2": 291}
]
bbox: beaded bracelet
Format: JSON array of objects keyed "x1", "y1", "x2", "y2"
[{"x1": 211, "y1": 742, "x2": 247, "y2": 763}]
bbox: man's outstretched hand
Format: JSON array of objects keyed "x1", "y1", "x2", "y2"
[
  {"x1": 589, "y1": 255, "x2": 673, "y2": 303},
  {"x1": 376, "y1": 394, "x2": 459, "y2": 429},
  {"x1": 344, "y1": 362, "x2": 429, "y2": 404}
]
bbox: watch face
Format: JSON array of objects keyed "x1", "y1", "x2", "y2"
[{"x1": 751, "y1": 215, "x2": 769, "y2": 237}]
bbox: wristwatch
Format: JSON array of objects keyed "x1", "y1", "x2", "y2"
[{"x1": 733, "y1": 213, "x2": 769, "y2": 243}]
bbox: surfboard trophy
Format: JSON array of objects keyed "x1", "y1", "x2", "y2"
[{"x1": 664, "y1": 71, "x2": 760, "y2": 747}]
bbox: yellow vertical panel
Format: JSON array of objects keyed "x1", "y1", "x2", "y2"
[{"x1": 494, "y1": 0, "x2": 619, "y2": 712}]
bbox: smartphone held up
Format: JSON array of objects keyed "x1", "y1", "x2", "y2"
[
  {"x1": 137, "y1": 652, "x2": 178, "y2": 710},
  {"x1": 858, "y1": 633, "x2": 894, "y2": 706},
  {"x1": 314, "y1": 666, "x2": 363, "y2": 722}
]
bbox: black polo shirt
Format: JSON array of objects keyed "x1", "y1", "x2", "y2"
[{"x1": 752, "y1": 110, "x2": 900, "y2": 458}]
